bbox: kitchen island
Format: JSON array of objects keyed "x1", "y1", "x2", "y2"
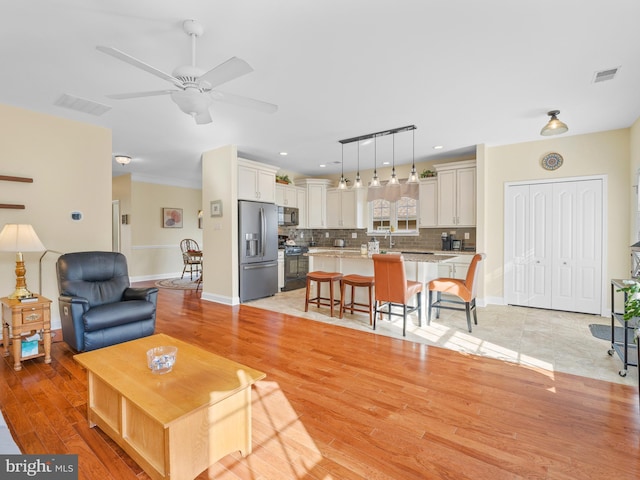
[{"x1": 306, "y1": 248, "x2": 475, "y2": 305}]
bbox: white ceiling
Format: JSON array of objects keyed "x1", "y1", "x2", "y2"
[{"x1": 2, "y1": 0, "x2": 639, "y2": 188}]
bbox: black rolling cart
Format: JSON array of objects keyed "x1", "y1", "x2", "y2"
[{"x1": 609, "y1": 279, "x2": 639, "y2": 377}]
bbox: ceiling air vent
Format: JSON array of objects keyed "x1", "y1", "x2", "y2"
[
  {"x1": 54, "y1": 93, "x2": 112, "y2": 116},
  {"x1": 593, "y1": 67, "x2": 620, "y2": 83}
]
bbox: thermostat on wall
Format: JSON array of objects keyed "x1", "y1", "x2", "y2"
[{"x1": 71, "y1": 211, "x2": 83, "y2": 221}]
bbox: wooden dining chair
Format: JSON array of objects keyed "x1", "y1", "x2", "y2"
[
  {"x1": 372, "y1": 254, "x2": 423, "y2": 336},
  {"x1": 180, "y1": 238, "x2": 202, "y2": 280},
  {"x1": 427, "y1": 253, "x2": 485, "y2": 332}
]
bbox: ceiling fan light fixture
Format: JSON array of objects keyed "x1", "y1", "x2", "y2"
[{"x1": 540, "y1": 110, "x2": 568, "y2": 136}]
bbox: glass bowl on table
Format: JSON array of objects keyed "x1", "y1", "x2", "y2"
[{"x1": 146, "y1": 346, "x2": 178, "y2": 374}]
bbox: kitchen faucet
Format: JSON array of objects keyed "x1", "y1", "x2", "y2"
[{"x1": 384, "y1": 231, "x2": 395, "y2": 249}]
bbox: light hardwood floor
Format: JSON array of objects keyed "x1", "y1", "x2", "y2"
[{"x1": 1, "y1": 284, "x2": 639, "y2": 479}]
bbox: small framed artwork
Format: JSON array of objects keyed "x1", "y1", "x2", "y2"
[
  {"x1": 210, "y1": 200, "x2": 223, "y2": 217},
  {"x1": 163, "y1": 208, "x2": 183, "y2": 228}
]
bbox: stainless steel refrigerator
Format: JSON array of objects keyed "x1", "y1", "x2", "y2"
[{"x1": 238, "y1": 200, "x2": 279, "y2": 302}]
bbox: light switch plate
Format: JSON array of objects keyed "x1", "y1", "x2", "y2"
[
  {"x1": 464, "y1": 232, "x2": 470, "y2": 240},
  {"x1": 351, "y1": 232, "x2": 357, "y2": 239}
]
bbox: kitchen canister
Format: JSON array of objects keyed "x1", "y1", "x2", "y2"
[{"x1": 367, "y1": 239, "x2": 380, "y2": 258}]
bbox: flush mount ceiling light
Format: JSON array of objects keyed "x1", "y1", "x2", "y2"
[
  {"x1": 540, "y1": 110, "x2": 568, "y2": 136},
  {"x1": 114, "y1": 155, "x2": 131, "y2": 165}
]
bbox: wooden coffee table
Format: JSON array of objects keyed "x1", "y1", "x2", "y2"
[{"x1": 74, "y1": 333, "x2": 266, "y2": 480}]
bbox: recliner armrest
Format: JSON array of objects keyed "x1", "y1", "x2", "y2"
[
  {"x1": 124, "y1": 287, "x2": 159, "y2": 303},
  {"x1": 58, "y1": 295, "x2": 90, "y2": 310}
]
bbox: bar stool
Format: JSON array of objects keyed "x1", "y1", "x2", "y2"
[
  {"x1": 339, "y1": 274, "x2": 375, "y2": 325},
  {"x1": 305, "y1": 271, "x2": 343, "y2": 317}
]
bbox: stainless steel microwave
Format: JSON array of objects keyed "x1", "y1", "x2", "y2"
[{"x1": 278, "y1": 206, "x2": 299, "y2": 226}]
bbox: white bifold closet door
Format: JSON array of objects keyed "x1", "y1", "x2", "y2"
[{"x1": 504, "y1": 179, "x2": 602, "y2": 315}]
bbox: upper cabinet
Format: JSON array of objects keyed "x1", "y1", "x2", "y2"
[
  {"x1": 276, "y1": 183, "x2": 307, "y2": 228},
  {"x1": 418, "y1": 178, "x2": 438, "y2": 227},
  {"x1": 238, "y1": 158, "x2": 278, "y2": 203},
  {"x1": 326, "y1": 187, "x2": 368, "y2": 229},
  {"x1": 434, "y1": 160, "x2": 476, "y2": 227},
  {"x1": 276, "y1": 184, "x2": 297, "y2": 207},
  {"x1": 294, "y1": 178, "x2": 332, "y2": 228}
]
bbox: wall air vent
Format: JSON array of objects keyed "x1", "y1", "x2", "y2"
[
  {"x1": 54, "y1": 93, "x2": 112, "y2": 116},
  {"x1": 593, "y1": 67, "x2": 620, "y2": 83}
]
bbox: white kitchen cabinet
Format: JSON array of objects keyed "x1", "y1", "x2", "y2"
[
  {"x1": 294, "y1": 179, "x2": 332, "y2": 228},
  {"x1": 238, "y1": 158, "x2": 278, "y2": 203},
  {"x1": 434, "y1": 160, "x2": 476, "y2": 227},
  {"x1": 276, "y1": 184, "x2": 297, "y2": 206},
  {"x1": 296, "y1": 187, "x2": 307, "y2": 228},
  {"x1": 418, "y1": 178, "x2": 437, "y2": 227},
  {"x1": 277, "y1": 250, "x2": 284, "y2": 291},
  {"x1": 438, "y1": 254, "x2": 472, "y2": 279},
  {"x1": 326, "y1": 188, "x2": 368, "y2": 229}
]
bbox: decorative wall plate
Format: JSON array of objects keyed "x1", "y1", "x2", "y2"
[{"x1": 541, "y1": 152, "x2": 563, "y2": 170}]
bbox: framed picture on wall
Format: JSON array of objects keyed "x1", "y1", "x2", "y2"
[
  {"x1": 210, "y1": 200, "x2": 223, "y2": 217},
  {"x1": 163, "y1": 208, "x2": 183, "y2": 228}
]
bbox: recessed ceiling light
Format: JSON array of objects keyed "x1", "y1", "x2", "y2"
[
  {"x1": 319, "y1": 164, "x2": 326, "y2": 168},
  {"x1": 279, "y1": 152, "x2": 288, "y2": 156},
  {"x1": 382, "y1": 161, "x2": 390, "y2": 165},
  {"x1": 433, "y1": 145, "x2": 444, "y2": 150}
]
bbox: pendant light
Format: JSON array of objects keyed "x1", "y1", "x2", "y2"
[
  {"x1": 338, "y1": 143, "x2": 347, "y2": 189},
  {"x1": 353, "y1": 141, "x2": 363, "y2": 188},
  {"x1": 540, "y1": 110, "x2": 568, "y2": 136},
  {"x1": 389, "y1": 133, "x2": 399, "y2": 185},
  {"x1": 406, "y1": 128, "x2": 419, "y2": 183},
  {"x1": 370, "y1": 135, "x2": 381, "y2": 188}
]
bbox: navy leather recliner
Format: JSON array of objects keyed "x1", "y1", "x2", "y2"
[{"x1": 56, "y1": 251, "x2": 158, "y2": 352}]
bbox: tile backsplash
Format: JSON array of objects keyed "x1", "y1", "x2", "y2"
[{"x1": 279, "y1": 227, "x2": 476, "y2": 251}]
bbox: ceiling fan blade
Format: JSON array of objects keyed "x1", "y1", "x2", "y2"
[
  {"x1": 194, "y1": 109, "x2": 213, "y2": 125},
  {"x1": 210, "y1": 91, "x2": 278, "y2": 114},
  {"x1": 96, "y1": 46, "x2": 183, "y2": 87},
  {"x1": 199, "y1": 57, "x2": 254, "y2": 89},
  {"x1": 106, "y1": 90, "x2": 177, "y2": 100}
]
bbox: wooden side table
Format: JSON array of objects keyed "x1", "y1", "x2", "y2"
[{"x1": 1, "y1": 295, "x2": 52, "y2": 371}]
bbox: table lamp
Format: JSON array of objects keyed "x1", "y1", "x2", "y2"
[{"x1": 0, "y1": 224, "x2": 46, "y2": 299}]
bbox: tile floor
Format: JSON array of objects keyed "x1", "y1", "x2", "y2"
[{"x1": 247, "y1": 289, "x2": 639, "y2": 386}]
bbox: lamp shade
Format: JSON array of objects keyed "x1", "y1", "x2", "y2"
[
  {"x1": 540, "y1": 110, "x2": 568, "y2": 136},
  {"x1": 0, "y1": 224, "x2": 45, "y2": 252}
]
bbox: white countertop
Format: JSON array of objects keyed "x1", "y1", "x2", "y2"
[{"x1": 305, "y1": 247, "x2": 471, "y2": 263}]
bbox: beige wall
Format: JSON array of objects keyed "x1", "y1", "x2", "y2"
[
  {"x1": 201, "y1": 145, "x2": 239, "y2": 304},
  {"x1": 479, "y1": 129, "x2": 631, "y2": 310},
  {"x1": 629, "y1": 117, "x2": 640, "y2": 242},
  {"x1": 112, "y1": 174, "x2": 132, "y2": 260},
  {"x1": 0, "y1": 104, "x2": 112, "y2": 329},
  {"x1": 123, "y1": 181, "x2": 202, "y2": 279}
]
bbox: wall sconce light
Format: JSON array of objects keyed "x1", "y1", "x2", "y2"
[
  {"x1": 540, "y1": 110, "x2": 568, "y2": 136},
  {"x1": 114, "y1": 155, "x2": 131, "y2": 165}
]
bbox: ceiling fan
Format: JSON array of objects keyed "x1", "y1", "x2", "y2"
[{"x1": 97, "y1": 19, "x2": 278, "y2": 124}]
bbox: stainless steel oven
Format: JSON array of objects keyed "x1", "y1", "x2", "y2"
[{"x1": 282, "y1": 245, "x2": 308, "y2": 291}]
